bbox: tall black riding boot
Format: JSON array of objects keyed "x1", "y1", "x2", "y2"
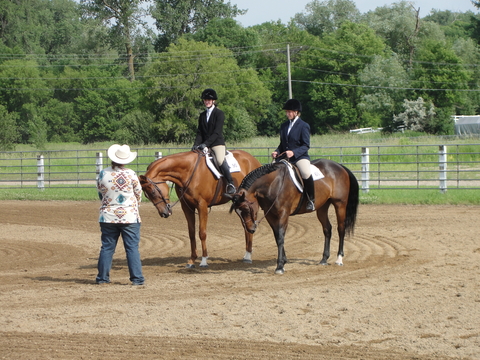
[
  {"x1": 303, "y1": 175, "x2": 315, "y2": 211},
  {"x1": 220, "y1": 160, "x2": 236, "y2": 195}
]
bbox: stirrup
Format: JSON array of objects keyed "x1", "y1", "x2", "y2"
[
  {"x1": 226, "y1": 183, "x2": 236, "y2": 195},
  {"x1": 306, "y1": 199, "x2": 315, "y2": 211}
]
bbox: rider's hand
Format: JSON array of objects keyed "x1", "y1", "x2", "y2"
[
  {"x1": 198, "y1": 143, "x2": 206, "y2": 151},
  {"x1": 271, "y1": 151, "x2": 278, "y2": 158},
  {"x1": 286, "y1": 150, "x2": 294, "y2": 158}
]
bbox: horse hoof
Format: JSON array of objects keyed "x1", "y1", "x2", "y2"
[
  {"x1": 199, "y1": 264, "x2": 209, "y2": 268},
  {"x1": 242, "y1": 259, "x2": 252, "y2": 264},
  {"x1": 274, "y1": 268, "x2": 285, "y2": 275},
  {"x1": 335, "y1": 262, "x2": 344, "y2": 266},
  {"x1": 319, "y1": 261, "x2": 329, "y2": 266},
  {"x1": 186, "y1": 264, "x2": 195, "y2": 269}
]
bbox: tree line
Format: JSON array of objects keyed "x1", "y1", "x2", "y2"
[{"x1": 1, "y1": 0, "x2": 479, "y2": 150}]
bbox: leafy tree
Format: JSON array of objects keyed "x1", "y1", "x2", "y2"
[
  {"x1": 75, "y1": 76, "x2": 143, "y2": 143},
  {"x1": 362, "y1": 1, "x2": 421, "y2": 63},
  {"x1": 423, "y1": 10, "x2": 475, "y2": 40},
  {"x1": 0, "y1": 105, "x2": 19, "y2": 150},
  {"x1": 293, "y1": 22, "x2": 386, "y2": 133},
  {"x1": 39, "y1": 99, "x2": 81, "y2": 142},
  {"x1": 293, "y1": 0, "x2": 360, "y2": 37},
  {"x1": 114, "y1": 110, "x2": 156, "y2": 145},
  {"x1": 411, "y1": 39, "x2": 471, "y2": 116},
  {"x1": 143, "y1": 38, "x2": 271, "y2": 142},
  {"x1": 0, "y1": 0, "x2": 89, "y2": 56},
  {"x1": 392, "y1": 97, "x2": 436, "y2": 133},
  {"x1": 191, "y1": 18, "x2": 260, "y2": 67},
  {"x1": 451, "y1": 37, "x2": 480, "y2": 114},
  {"x1": 150, "y1": 0, "x2": 246, "y2": 52},
  {"x1": 247, "y1": 22, "x2": 324, "y2": 134},
  {"x1": 23, "y1": 103, "x2": 49, "y2": 149},
  {"x1": 80, "y1": 0, "x2": 150, "y2": 80},
  {"x1": 357, "y1": 54, "x2": 409, "y2": 129},
  {"x1": 0, "y1": 59, "x2": 53, "y2": 142}
]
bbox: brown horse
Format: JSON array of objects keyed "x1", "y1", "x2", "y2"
[
  {"x1": 139, "y1": 150, "x2": 261, "y2": 268},
  {"x1": 229, "y1": 159, "x2": 359, "y2": 274}
]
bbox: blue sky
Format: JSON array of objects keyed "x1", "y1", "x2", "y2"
[{"x1": 232, "y1": 0, "x2": 478, "y2": 27}]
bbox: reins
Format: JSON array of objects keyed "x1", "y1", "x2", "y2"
[
  {"x1": 145, "y1": 151, "x2": 205, "y2": 211},
  {"x1": 145, "y1": 177, "x2": 170, "y2": 207},
  {"x1": 253, "y1": 160, "x2": 289, "y2": 226}
]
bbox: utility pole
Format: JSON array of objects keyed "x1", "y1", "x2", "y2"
[{"x1": 287, "y1": 44, "x2": 292, "y2": 99}]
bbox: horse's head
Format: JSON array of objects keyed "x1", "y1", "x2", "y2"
[
  {"x1": 228, "y1": 190, "x2": 259, "y2": 234},
  {"x1": 139, "y1": 175, "x2": 172, "y2": 218}
]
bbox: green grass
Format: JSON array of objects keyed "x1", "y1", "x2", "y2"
[
  {"x1": 1, "y1": 187, "x2": 479, "y2": 205},
  {"x1": 2, "y1": 133, "x2": 480, "y2": 204},
  {"x1": 360, "y1": 189, "x2": 480, "y2": 205}
]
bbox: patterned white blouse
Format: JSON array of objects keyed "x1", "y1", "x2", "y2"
[{"x1": 97, "y1": 166, "x2": 142, "y2": 224}]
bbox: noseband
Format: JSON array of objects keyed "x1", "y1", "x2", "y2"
[{"x1": 144, "y1": 177, "x2": 170, "y2": 208}]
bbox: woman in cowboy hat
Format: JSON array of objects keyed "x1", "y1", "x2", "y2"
[
  {"x1": 192, "y1": 88, "x2": 236, "y2": 195},
  {"x1": 96, "y1": 144, "x2": 144, "y2": 285},
  {"x1": 272, "y1": 99, "x2": 315, "y2": 211}
]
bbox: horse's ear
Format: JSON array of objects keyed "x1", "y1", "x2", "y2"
[
  {"x1": 228, "y1": 193, "x2": 240, "y2": 213},
  {"x1": 139, "y1": 175, "x2": 147, "y2": 186}
]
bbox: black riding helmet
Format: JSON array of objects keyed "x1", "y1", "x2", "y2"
[
  {"x1": 201, "y1": 88, "x2": 218, "y2": 100},
  {"x1": 282, "y1": 98, "x2": 302, "y2": 112}
]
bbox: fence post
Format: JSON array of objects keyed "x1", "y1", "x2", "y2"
[
  {"x1": 439, "y1": 145, "x2": 447, "y2": 193},
  {"x1": 37, "y1": 155, "x2": 44, "y2": 191},
  {"x1": 155, "y1": 151, "x2": 162, "y2": 160},
  {"x1": 96, "y1": 152, "x2": 103, "y2": 180},
  {"x1": 361, "y1": 147, "x2": 369, "y2": 193}
]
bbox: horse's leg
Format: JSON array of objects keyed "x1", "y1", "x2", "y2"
[
  {"x1": 197, "y1": 204, "x2": 210, "y2": 268},
  {"x1": 316, "y1": 202, "x2": 332, "y2": 265},
  {"x1": 266, "y1": 215, "x2": 288, "y2": 274},
  {"x1": 181, "y1": 201, "x2": 198, "y2": 268},
  {"x1": 243, "y1": 232, "x2": 253, "y2": 263},
  {"x1": 333, "y1": 202, "x2": 347, "y2": 266}
]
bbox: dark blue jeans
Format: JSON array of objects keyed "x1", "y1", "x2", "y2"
[{"x1": 96, "y1": 222, "x2": 144, "y2": 285}]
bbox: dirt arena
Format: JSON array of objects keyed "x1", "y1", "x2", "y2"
[{"x1": 1, "y1": 200, "x2": 479, "y2": 359}]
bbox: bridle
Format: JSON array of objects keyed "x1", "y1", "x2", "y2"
[
  {"x1": 144, "y1": 177, "x2": 171, "y2": 208},
  {"x1": 236, "y1": 161, "x2": 289, "y2": 229},
  {"x1": 143, "y1": 151, "x2": 204, "y2": 211}
]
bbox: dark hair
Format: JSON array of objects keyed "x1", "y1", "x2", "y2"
[
  {"x1": 239, "y1": 163, "x2": 280, "y2": 190},
  {"x1": 111, "y1": 161, "x2": 125, "y2": 169}
]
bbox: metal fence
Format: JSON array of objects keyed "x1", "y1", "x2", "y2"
[{"x1": 1, "y1": 144, "x2": 479, "y2": 192}]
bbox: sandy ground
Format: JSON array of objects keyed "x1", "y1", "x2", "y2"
[{"x1": 0, "y1": 200, "x2": 479, "y2": 360}]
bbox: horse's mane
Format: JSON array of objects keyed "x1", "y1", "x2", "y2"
[{"x1": 240, "y1": 162, "x2": 281, "y2": 190}]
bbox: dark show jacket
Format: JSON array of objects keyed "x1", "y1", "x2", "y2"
[
  {"x1": 275, "y1": 117, "x2": 311, "y2": 163},
  {"x1": 193, "y1": 107, "x2": 226, "y2": 148}
]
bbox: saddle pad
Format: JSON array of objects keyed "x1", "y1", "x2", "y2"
[
  {"x1": 283, "y1": 161, "x2": 325, "y2": 192},
  {"x1": 205, "y1": 151, "x2": 241, "y2": 179}
]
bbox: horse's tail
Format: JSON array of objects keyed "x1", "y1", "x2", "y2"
[{"x1": 342, "y1": 165, "x2": 359, "y2": 236}]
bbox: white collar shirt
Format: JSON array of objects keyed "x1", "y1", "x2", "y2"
[
  {"x1": 287, "y1": 116, "x2": 299, "y2": 135},
  {"x1": 206, "y1": 105, "x2": 215, "y2": 122}
]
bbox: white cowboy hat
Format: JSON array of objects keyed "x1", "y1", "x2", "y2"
[{"x1": 107, "y1": 144, "x2": 137, "y2": 164}]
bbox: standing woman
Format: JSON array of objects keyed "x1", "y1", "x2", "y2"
[
  {"x1": 192, "y1": 88, "x2": 236, "y2": 195},
  {"x1": 96, "y1": 144, "x2": 144, "y2": 285},
  {"x1": 272, "y1": 99, "x2": 315, "y2": 211}
]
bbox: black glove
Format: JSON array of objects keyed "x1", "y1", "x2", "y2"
[
  {"x1": 191, "y1": 145, "x2": 197, "y2": 151},
  {"x1": 197, "y1": 143, "x2": 206, "y2": 151}
]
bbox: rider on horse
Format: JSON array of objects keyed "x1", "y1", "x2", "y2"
[
  {"x1": 272, "y1": 99, "x2": 315, "y2": 211},
  {"x1": 192, "y1": 88, "x2": 236, "y2": 195}
]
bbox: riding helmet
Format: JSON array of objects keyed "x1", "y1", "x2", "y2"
[
  {"x1": 201, "y1": 88, "x2": 218, "y2": 100},
  {"x1": 282, "y1": 99, "x2": 302, "y2": 112}
]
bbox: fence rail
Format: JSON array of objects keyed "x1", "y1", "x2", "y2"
[{"x1": 1, "y1": 144, "x2": 479, "y2": 192}]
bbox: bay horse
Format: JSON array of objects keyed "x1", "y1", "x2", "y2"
[
  {"x1": 229, "y1": 159, "x2": 359, "y2": 274},
  {"x1": 139, "y1": 149, "x2": 261, "y2": 268}
]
